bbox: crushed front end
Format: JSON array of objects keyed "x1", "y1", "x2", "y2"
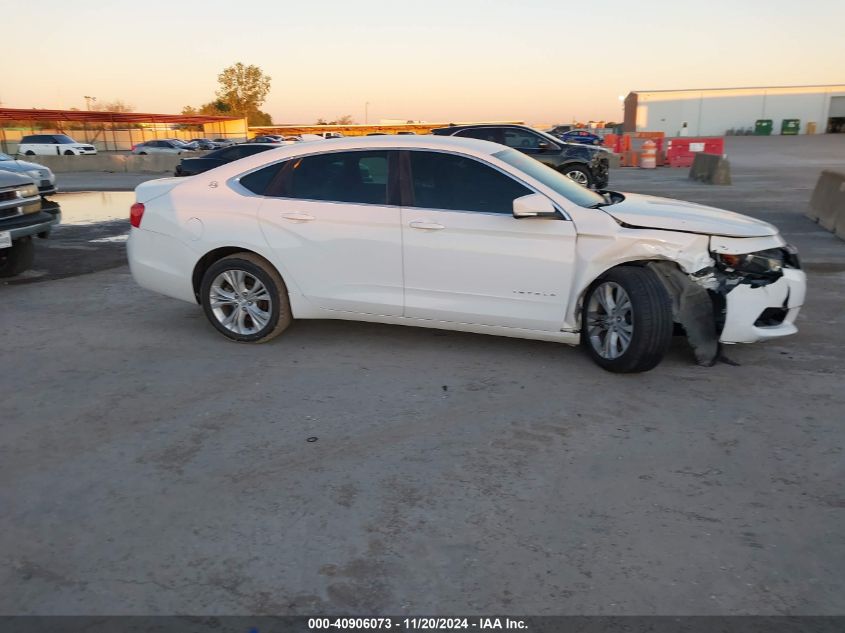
[{"x1": 648, "y1": 236, "x2": 806, "y2": 366}]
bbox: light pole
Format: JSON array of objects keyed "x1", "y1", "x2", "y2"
[
  {"x1": 84, "y1": 95, "x2": 97, "y2": 111},
  {"x1": 365, "y1": 101, "x2": 370, "y2": 125}
]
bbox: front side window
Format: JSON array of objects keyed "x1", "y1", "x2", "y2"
[
  {"x1": 54, "y1": 135, "x2": 76, "y2": 144},
  {"x1": 408, "y1": 151, "x2": 532, "y2": 214},
  {"x1": 503, "y1": 128, "x2": 546, "y2": 149}
]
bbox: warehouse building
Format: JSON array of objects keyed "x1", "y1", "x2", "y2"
[{"x1": 624, "y1": 84, "x2": 845, "y2": 136}]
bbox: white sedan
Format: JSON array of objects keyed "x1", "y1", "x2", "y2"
[{"x1": 127, "y1": 135, "x2": 806, "y2": 372}]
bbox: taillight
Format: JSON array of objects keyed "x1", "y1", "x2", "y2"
[
  {"x1": 130, "y1": 144, "x2": 136, "y2": 151},
  {"x1": 130, "y1": 202, "x2": 145, "y2": 228}
]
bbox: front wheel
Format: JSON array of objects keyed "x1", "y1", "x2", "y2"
[
  {"x1": 581, "y1": 266, "x2": 673, "y2": 373},
  {"x1": 63, "y1": 150, "x2": 75, "y2": 156},
  {"x1": 562, "y1": 165, "x2": 593, "y2": 188},
  {"x1": 25, "y1": 150, "x2": 35, "y2": 156},
  {"x1": 200, "y1": 253, "x2": 292, "y2": 343}
]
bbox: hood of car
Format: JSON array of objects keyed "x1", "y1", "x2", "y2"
[
  {"x1": 602, "y1": 192, "x2": 778, "y2": 237},
  {"x1": 0, "y1": 159, "x2": 51, "y2": 176}
]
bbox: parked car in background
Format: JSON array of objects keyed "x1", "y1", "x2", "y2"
[
  {"x1": 546, "y1": 125, "x2": 574, "y2": 136},
  {"x1": 0, "y1": 152, "x2": 56, "y2": 195},
  {"x1": 432, "y1": 124, "x2": 609, "y2": 188},
  {"x1": 552, "y1": 129, "x2": 604, "y2": 146},
  {"x1": 245, "y1": 136, "x2": 283, "y2": 144},
  {"x1": 131, "y1": 140, "x2": 193, "y2": 155},
  {"x1": 174, "y1": 143, "x2": 278, "y2": 177},
  {"x1": 211, "y1": 138, "x2": 236, "y2": 147},
  {"x1": 17, "y1": 134, "x2": 97, "y2": 156},
  {"x1": 189, "y1": 138, "x2": 218, "y2": 150},
  {"x1": 0, "y1": 171, "x2": 60, "y2": 277},
  {"x1": 128, "y1": 135, "x2": 805, "y2": 373}
]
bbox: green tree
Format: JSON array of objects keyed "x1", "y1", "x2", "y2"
[{"x1": 215, "y1": 62, "x2": 271, "y2": 119}]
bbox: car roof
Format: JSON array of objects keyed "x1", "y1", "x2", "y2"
[
  {"x1": 204, "y1": 135, "x2": 511, "y2": 178},
  {"x1": 432, "y1": 123, "x2": 535, "y2": 135}
]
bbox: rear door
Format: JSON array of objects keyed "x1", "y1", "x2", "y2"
[
  {"x1": 251, "y1": 149, "x2": 404, "y2": 315},
  {"x1": 400, "y1": 149, "x2": 576, "y2": 331}
]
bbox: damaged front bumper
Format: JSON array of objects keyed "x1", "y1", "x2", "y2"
[
  {"x1": 720, "y1": 268, "x2": 806, "y2": 344},
  {"x1": 648, "y1": 236, "x2": 806, "y2": 365}
]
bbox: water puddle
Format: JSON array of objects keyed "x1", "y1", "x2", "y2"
[{"x1": 47, "y1": 191, "x2": 134, "y2": 225}]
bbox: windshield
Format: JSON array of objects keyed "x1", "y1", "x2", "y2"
[
  {"x1": 54, "y1": 135, "x2": 78, "y2": 144},
  {"x1": 0, "y1": 152, "x2": 12, "y2": 161},
  {"x1": 493, "y1": 148, "x2": 605, "y2": 208}
]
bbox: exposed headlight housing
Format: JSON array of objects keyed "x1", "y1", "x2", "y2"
[{"x1": 713, "y1": 245, "x2": 800, "y2": 277}]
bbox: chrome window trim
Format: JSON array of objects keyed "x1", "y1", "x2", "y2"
[{"x1": 228, "y1": 145, "x2": 570, "y2": 220}]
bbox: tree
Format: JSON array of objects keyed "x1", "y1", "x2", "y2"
[
  {"x1": 315, "y1": 115, "x2": 356, "y2": 125},
  {"x1": 100, "y1": 99, "x2": 134, "y2": 113},
  {"x1": 215, "y1": 62, "x2": 271, "y2": 119}
]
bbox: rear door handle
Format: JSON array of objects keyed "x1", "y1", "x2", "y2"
[
  {"x1": 281, "y1": 212, "x2": 315, "y2": 222},
  {"x1": 409, "y1": 220, "x2": 445, "y2": 230}
]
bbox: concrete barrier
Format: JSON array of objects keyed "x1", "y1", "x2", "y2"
[
  {"x1": 807, "y1": 171, "x2": 845, "y2": 240},
  {"x1": 688, "y1": 153, "x2": 731, "y2": 185},
  {"x1": 27, "y1": 154, "x2": 127, "y2": 173},
  {"x1": 26, "y1": 152, "x2": 207, "y2": 174},
  {"x1": 124, "y1": 154, "x2": 182, "y2": 174}
]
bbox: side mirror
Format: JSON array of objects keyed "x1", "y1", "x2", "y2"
[{"x1": 513, "y1": 193, "x2": 557, "y2": 218}]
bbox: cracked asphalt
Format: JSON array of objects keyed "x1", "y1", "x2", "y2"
[{"x1": 1, "y1": 136, "x2": 843, "y2": 615}]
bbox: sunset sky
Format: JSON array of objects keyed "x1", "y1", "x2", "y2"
[{"x1": 2, "y1": 0, "x2": 843, "y2": 125}]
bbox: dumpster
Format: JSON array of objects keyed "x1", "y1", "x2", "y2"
[
  {"x1": 754, "y1": 119, "x2": 773, "y2": 135},
  {"x1": 781, "y1": 119, "x2": 800, "y2": 135}
]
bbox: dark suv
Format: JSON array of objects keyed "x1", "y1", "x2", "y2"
[{"x1": 432, "y1": 124, "x2": 609, "y2": 188}]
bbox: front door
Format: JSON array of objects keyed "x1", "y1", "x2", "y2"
[
  {"x1": 400, "y1": 150, "x2": 576, "y2": 331},
  {"x1": 254, "y1": 149, "x2": 404, "y2": 316}
]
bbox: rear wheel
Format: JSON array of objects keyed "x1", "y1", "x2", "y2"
[
  {"x1": 581, "y1": 266, "x2": 673, "y2": 373},
  {"x1": 200, "y1": 253, "x2": 291, "y2": 343},
  {"x1": 0, "y1": 237, "x2": 35, "y2": 278},
  {"x1": 562, "y1": 165, "x2": 593, "y2": 187},
  {"x1": 24, "y1": 150, "x2": 35, "y2": 156}
]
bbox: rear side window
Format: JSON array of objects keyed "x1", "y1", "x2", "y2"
[
  {"x1": 408, "y1": 151, "x2": 532, "y2": 214},
  {"x1": 239, "y1": 163, "x2": 282, "y2": 195},
  {"x1": 238, "y1": 150, "x2": 390, "y2": 205},
  {"x1": 454, "y1": 127, "x2": 504, "y2": 144},
  {"x1": 284, "y1": 150, "x2": 389, "y2": 205}
]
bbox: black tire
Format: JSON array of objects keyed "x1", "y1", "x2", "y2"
[
  {"x1": 200, "y1": 253, "x2": 292, "y2": 343},
  {"x1": 0, "y1": 237, "x2": 35, "y2": 278},
  {"x1": 138, "y1": 151, "x2": 147, "y2": 155},
  {"x1": 581, "y1": 266, "x2": 673, "y2": 373},
  {"x1": 25, "y1": 150, "x2": 35, "y2": 156},
  {"x1": 63, "y1": 150, "x2": 75, "y2": 156},
  {"x1": 561, "y1": 165, "x2": 593, "y2": 188}
]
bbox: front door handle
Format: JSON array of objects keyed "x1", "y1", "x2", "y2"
[
  {"x1": 281, "y1": 212, "x2": 315, "y2": 222},
  {"x1": 409, "y1": 220, "x2": 445, "y2": 230}
]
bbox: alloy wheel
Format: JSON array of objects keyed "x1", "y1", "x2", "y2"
[
  {"x1": 208, "y1": 269, "x2": 273, "y2": 335},
  {"x1": 586, "y1": 281, "x2": 634, "y2": 360},
  {"x1": 566, "y1": 170, "x2": 590, "y2": 186}
]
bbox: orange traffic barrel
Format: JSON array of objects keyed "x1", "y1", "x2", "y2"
[{"x1": 640, "y1": 140, "x2": 657, "y2": 169}]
